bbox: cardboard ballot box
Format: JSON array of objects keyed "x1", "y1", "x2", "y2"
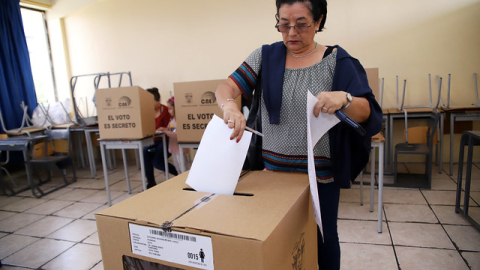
[
  {"x1": 95, "y1": 171, "x2": 317, "y2": 270},
  {"x1": 174, "y1": 80, "x2": 241, "y2": 143},
  {"x1": 96, "y1": 86, "x2": 156, "y2": 140}
]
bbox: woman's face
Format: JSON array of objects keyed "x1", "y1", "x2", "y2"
[
  {"x1": 167, "y1": 103, "x2": 174, "y2": 117},
  {"x1": 154, "y1": 98, "x2": 160, "y2": 109},
  {"x1": 277, "y1": 2, "x2": 321, "y2": 54}
]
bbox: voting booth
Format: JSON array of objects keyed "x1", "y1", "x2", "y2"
[
  {"x1": 95, "y1": 171, "x2": 317, "y2": 270},
  {"x1": 96, "y1": 86, "x2": 156, "y2": 140},
  {"x1": 174, "y1": 80, "x2": 241, "y2": 143}
]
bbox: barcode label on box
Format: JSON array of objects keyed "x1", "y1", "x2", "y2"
[
  {"x1": 149, "y1": 229, "x2": 197, "y2": 242},
  {"x1": 129, "y1": 223, "x2": 214, "y2": 270}
]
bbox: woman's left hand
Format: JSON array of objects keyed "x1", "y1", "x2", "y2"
[{"x1": 313, "y1": 91, "x2": 347, "y2": 117}]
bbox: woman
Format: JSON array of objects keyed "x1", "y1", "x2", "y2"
[
  {"x1": 143, "y1": 88, "x2": 178, "y2": 189},
  {"x1": 215, "y1": 0, "x2": 383, "y2": 268}
]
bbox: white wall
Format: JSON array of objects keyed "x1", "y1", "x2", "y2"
[
  {"x1": 50, "y1": 0, "x2": 480, "y2": 106},
  {"x1": 46, "y1": 0, "x2": 480, "y2": 163}
]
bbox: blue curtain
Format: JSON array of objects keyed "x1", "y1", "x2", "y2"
[{"x1": 0, "y1": 0, "x2": 38, "y2": 132}]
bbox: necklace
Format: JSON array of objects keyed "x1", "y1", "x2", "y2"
[{"x1": 287, "y1": 42, "x2": 318, "y2": 58}]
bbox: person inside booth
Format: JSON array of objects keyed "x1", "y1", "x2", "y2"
[{"x1": 143, "y1": 87, "x2": 178, "y2": 189}]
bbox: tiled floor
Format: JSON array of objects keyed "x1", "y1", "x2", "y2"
[{"x1": 0, "y1": 162, "x2": 479, "y2": 269}]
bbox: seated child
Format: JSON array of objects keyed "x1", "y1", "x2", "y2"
[{"x1": 157, "y1": 96, "x2": 190, "y2": 174}]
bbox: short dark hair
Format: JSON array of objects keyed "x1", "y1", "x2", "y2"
[
  {"x1": 275, "y1": 0, "x2": 327, "y2": 32},
  {"x1": 146, "y1": 87, "x2": 160, "y2": 102}
]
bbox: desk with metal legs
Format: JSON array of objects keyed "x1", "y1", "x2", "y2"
[
  {"x1": 387, "y1": 108, "x2": 444, "y2": 175},
  {"x1": 381, "y1": 109, "x2": 389, "y2": 172},
  {"x1": 455, "y1": 131, "x2": 480, "y2": 230},
  {"x1": 54, "y1": 125, "x2": 111, "y2": 175},
  {"x1": 360, "y1": 133, "x2": 385, "y2": 233},
  {"x1": 153, "y1": 132, "x2": 169, "y2": 180},
  {"x1": 85, "y1": 127, "x2": 144, "y2": 179},
  {"x1": 70, "y1": 127, "x2": 87, "y2": 169},
  {"x1": 84, "y1": 127, "x2": 101, "y2": 178},
  {"x1": 0, "y1": 135, "x2": 57, "y2": 198},
  {"x1": 99, "y1": 136, "x2": 154, "y2": 206},
  {"x1": 54, "y1": 124, "x2": 87, "y2": 169},
  {"x1": 179, "y1": 143, "x2": 199, "y2": 173},
  {"x1": 444, "y1": 108, "x2": 480, "y2": 176}
]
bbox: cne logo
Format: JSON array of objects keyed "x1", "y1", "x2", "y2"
[
  {"x1": 185, "y1": 93, "x2": 193, "y2": 103},
  {"x1": 105, "y1": 97, "x2": 112, "y2": 106},
  {"x1": 118, "y1": 96, "x2": 131, "y2": 107},
  {"x1": 200, "y1": 91, "x2": 216, "y2": 105}
]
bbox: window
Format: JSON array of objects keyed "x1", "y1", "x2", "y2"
[{"x1": 21, "y1": 7, "x2": 56, "y2": 104}]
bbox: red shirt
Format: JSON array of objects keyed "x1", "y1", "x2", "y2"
[
  {"x1": 155, "y1": 104, "x2": 171, "y2": 141},
  {"x1": 156, "y1": 104, "x2": 171, "y2": 129}
]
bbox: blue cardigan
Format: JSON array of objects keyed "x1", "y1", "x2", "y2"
[{"x1": 261, "y1": 41, "x2": 383, "y2": 188}]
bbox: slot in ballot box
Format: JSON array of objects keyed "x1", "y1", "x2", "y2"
[{"x1": 95, "y1": 171, "x2": 317, "y2": 270}]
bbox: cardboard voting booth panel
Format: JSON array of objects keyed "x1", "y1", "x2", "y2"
[
  {"x1": 174, "y1": 80, "x2": 241, "y2": 143},
  {"x1": 96, "y1": 86, "x2": 156, "y2": 140},
  {"x1": 95, "y1": 171, "x2": 317, "y2": 270},
  {"x1": 365, "y1": 68, "x2": 379, "y2": 102}
]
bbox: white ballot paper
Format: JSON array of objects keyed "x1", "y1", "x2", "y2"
[
  {"x1": 306, "y1": 91, "x2": 340, "y2": 237},
  {"x1": 186, "y1": 115, "x2": 252, "y2": 195}
]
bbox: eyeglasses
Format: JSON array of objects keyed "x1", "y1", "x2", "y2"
[{"x1": 275, "y1": 21, "x2": 316, "y2": 33}]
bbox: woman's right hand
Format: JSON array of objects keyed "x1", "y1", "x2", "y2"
[
  {"x1": 222, "y1": 102, "x2": 246, "y2": 143},
  {"x1": 216, "y1": 78, "x2": 246, "y2": 143}
]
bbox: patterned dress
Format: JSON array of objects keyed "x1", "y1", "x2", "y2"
[{"x1": 230, "y1": 47, "x2": 338, "y2": 183}]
